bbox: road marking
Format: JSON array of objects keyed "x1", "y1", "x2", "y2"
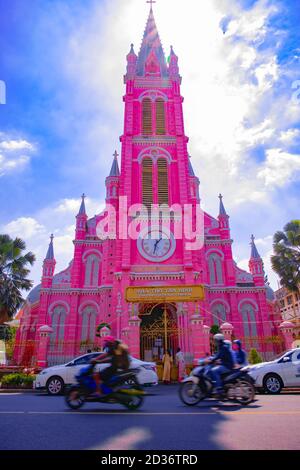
[{"x1": 21, "y1": 410, "x2": 300, "y2": 416}]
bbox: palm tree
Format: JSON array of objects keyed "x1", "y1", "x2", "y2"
[
  {"x1": 271, "y1": 220, "x2": 300, "y2": 322},
  {"x1": 0, "y1": 235, "x2": 35, "y2": 323}
]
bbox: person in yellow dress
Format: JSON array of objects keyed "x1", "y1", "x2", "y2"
[{"x1": 162, "y1": 349, "x2": 173, "y2": 384}]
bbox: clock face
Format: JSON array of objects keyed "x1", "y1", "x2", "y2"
[{"x1": 137, "y1": 227, "x2": 176, "y2": 262}]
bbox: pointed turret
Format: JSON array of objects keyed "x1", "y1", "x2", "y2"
[
  {"x1": 218, "y1": 194, "x2": 230, "y2": 236},
  {"x1": 249, "y1": 235, "x2": 264, "y2": 286},
  {"x1": 42, "y1": 234, "x2": 56, "y2": 287},
  {"x1": 250, "y1": 234, "x2": 261, "y2": 259},
  {"x1": 136, "y1": 6, "x2": 167, "y2": 77},
  {"x1": 75, "y1": 194, "x2": 88, "y2": 240},
  {"x1": 168, "y1": 45, "x2": 181, "y2": 82},
  {"x1": 78, "y1": 193, "x2": 86, "y2": 216},
  {"x1": 125, "y1": 43, "x2": 137, "y2": 81},
  {"x1": 106, "y1": 151, "x2": 120, "y2": 203},
  {"x1": 109, "y1": 151, "x2": 120, "y2": 177},
  {"x1": 45, "y1": 234, "x2": 54, "y2": 260}
]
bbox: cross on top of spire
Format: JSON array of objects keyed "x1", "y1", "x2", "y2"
[
  {"x1": 113, "y1": 150, "x2": 119, "y2": 159},
  {"x1": 147, "y1": 0, "x2": 156, "y2": 10}
]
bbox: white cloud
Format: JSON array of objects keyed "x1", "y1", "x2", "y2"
[
  {"x1": 258, "y1": 148, "x2": 300, "y2": 187},
  {"x1": 0, "y1": 196, "x2": 104, "y2": 288},
  {"x1": 0, "y1": 134, "x2": 36, "y2": 177},
  {"x1": 0, "y1": 153, "x2": 31, "y2": 176},
  {"x1": 0, "y1": 139, "x2": 35, "y2": 152}
]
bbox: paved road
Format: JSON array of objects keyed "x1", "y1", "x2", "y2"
[{"x1": 0, "y1": 385, "x2": 299, "y2": 450}]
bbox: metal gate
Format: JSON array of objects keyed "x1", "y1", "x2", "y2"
[{"x1": 140, "y1": 306, "x2": 179, "y2": 362}]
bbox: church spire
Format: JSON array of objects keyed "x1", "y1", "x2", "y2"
[
  {"x1": 136, "y1": 3, "x2": 167, "y2": 77},
  {"x1": 218, "y1": 194, "x2": 227, "y2": 216},
  {"x1": 42, "y1": 234, "x2": 56, "y2": 287},
  {"x1": 45, "y1": 234, "x2": 54, "y2": 260},
  {"x1": 78, "y1": 193, "x2": 86, "y2": 216},
  {"x1": 250, "y1": 234, "x2": 261, "y2": 259},
  {"x1": 218, "y1": 194, "x2": 230, "y2": 236},
  {"x1": 109, "y1": 150, "x2": 120, "y2": 177}
]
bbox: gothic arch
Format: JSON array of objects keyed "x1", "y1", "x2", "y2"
[
  {"x1": 137, "y1": 147, "x2": 173, "y2": 165},
  {"x1": 205, "y1": 248, "x2": 225, "y2": 260},
  {"x1": 48, "y1": 301, "x2": 70, "y2": 316},
  {"x1": 80, "y1": 305, "x2": 98, "y2": 343},
  {"x1": 84, "y1": 253, "x2": 101, "y2": 287},
  {"x1": 138, "y1": 90, "x2": 168, "y2": 102},
  {"x1": 238, "y1": 298, "x2": 259, "y2": 312},
  {"x1": 238, "y1": 300, "x2": 258, "y2": 338},
  {"x1": 79, "y1": 301, "x2": 100, "y2": 315},
  {"x1": 207, "y1": 253, "x2": 224, "y2": 285}
]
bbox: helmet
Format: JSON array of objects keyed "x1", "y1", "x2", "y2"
[
  {"x1": 213, "y1": 333, "x2": 225, "y2": 343},
  {"x1": 233, "y1": 339, "x2": 241, "y2": 346},
  {"x1": 224, "y1": 340, "x2": 232, "y2": 349}
]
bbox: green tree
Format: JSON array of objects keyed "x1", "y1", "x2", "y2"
[
  {"x1": 271, "y1": 220, "x2": 300, "y2": 321},
  {"x1": 0, "y1": 235, "x2": 35, "y2": 323},
  {"x1": 248, "y1": 348, "x2": 263, "y2": 365}
]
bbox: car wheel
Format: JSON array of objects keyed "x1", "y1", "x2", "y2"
[
  {"x1": 46, "y1": 376, "x2": 65, "y2": 396},
  {"x1": 263, "y1": 374, "x2": 283, "y2": 394}
]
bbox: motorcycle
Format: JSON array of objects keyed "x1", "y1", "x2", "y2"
[
  {"x1": 179, "y1": 359, "x2": 255, "y2": 406},
  {"x1": 65, "y1": 364, "x2": 145, "y2": 410}
]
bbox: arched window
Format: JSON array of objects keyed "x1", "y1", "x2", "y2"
[
  {"x1": 142, "y1": 98, "x2": 152, "y2": 135},
  {"x1": 211, "y1": 303, "x2": 227, "y2": 325},
  {"x1": 157, "y1": 158, "x2": 169, "y2": 205},
  {"x1": 84, "y1": 255, "x2": 100, "y2": 287},
  {"x1": 81, "y1": 307, "x2": 97, "y2": 343},
  {"x1": 208, "y1": 254, "x2": 223, "y2": 285},
  {"x1": 240, "y1": 303, "x2": 257, "y2": 338},
  {"x1": 142, "y1": 158, "x2": 153, "y2": 210},
  {"x1": 156, "y1": 98, "x2": 166, "y2": 135},
  {"x1": 50, "y1": 306, "x2": 67, "y2": 343}
]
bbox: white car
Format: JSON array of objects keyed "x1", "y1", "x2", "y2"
[
  {"x1": 34, "y1": 352, "x2": 158, "y2": 395},
  {"x1": 246, "y1": 348, "x2": 300, "y2": 394}
]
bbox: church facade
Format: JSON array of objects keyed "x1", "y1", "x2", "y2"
[{"x1": 15, "y1": 7, "x2": 281, "y2": 367}]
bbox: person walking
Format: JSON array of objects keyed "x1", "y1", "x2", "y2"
[
  {"x1": 162, "y1": 349, "x2": 173, "y2": 384},
  {"x1": 175, "y1": 347, "x2": 186, "y2": 382}
]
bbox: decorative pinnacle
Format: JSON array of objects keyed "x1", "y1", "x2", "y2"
[
  {"x1": 146, "y1": 0, "x2": 156, "y2": 10},
  {"x1": 45, "y1": 234, "x2": 54, "y2": 260},
  {"x1": 113, "y1": 150, "x2": 119, "y2": 159}
]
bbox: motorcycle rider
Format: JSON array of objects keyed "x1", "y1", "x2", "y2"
[
  {"x1": 91, "y1": 336, "x2": 130, "y2": 396},
  {"x1": 232, "y1": 339, "x2": 248, "y2": 367},
  {"x1": 207, "y1": 334, "x2": 234, "y2": 396}
]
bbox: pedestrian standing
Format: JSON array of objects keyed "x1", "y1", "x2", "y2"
[
  {"x1": 175, "y1": 347, "x2": 186, "y2": 382},
  {"x1": 162, "y1": 349, "x2": 173, "y2": 384}
]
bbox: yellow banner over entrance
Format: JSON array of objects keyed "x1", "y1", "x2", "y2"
[{"x1": 126, "y1": 285, "x2": 205, "y2": 303}]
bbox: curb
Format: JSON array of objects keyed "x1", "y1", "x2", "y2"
[{"x1": 0, "y1": 389, "x2": 35, "y2": 393}]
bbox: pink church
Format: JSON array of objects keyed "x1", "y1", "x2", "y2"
[{"x1": 15, "y1": 6, "x2": 284, "y2": 368}]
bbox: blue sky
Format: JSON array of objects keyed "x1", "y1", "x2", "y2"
[{"x1": 0, "y1": 0, "x2": 299, "y2": 289}]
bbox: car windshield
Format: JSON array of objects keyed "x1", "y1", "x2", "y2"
[{"x1": 273, "y1": 351, "x2": 292, "y2": 362}]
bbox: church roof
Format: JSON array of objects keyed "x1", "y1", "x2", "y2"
[
  {"x1": 27, "y1": 284, "x2": 41, "y2": 304},
  {"x1": 250, "y1": 235, "x2": 261, "y2": 259},
  {"x1": 78, "y1": 194, "x2": 86, "y2": 215},
  {"x1": 136, "y1": 7, "x2": 168, "y2": 77},
  {"x1": 218, "y1": 194, "x2": 227, "y2": 216},
  {"x1": 188, "y1": 159, "x2": 195, "y2": 176},
  {"x1": 109, "y1": 153, "x2": 120, "y2": 177},
  {"x1": 45, "y1": 234, "x2": 54, "y2": 260}
]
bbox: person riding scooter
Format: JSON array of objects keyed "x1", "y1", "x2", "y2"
[
  {"x1": 232, "y1": 339, "x2": 248, "y2": 367},
  {"x1": 91, "y1": 336, "x2": 130, "y2": 396},
  {"x1": 206, "y1": 333, "x2": 235, "y2": 396}
]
